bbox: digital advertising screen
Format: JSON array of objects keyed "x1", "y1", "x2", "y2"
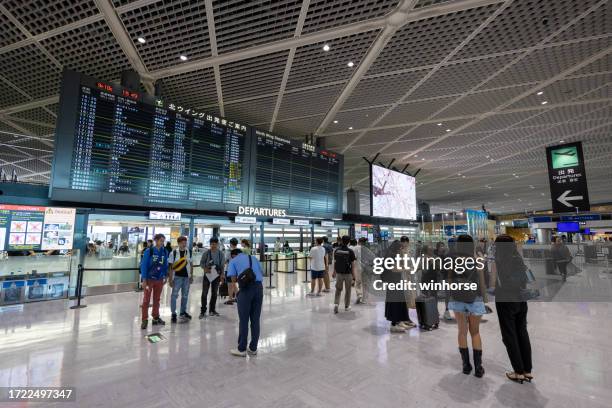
[
  {"x1": 370, "y1": 165, "x2": 416, "y2": 220},
  {"x1": 0, "y1": 205, "x2": 76, "y2": 251}
]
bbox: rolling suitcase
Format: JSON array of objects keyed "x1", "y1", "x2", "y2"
[{"x1": 416, "y1": 295, "x2": 439, "y2": 331}]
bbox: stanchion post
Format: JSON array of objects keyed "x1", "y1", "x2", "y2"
[
  {"x1": 302, "y1": 256, "x2": 309, "y2": 283},
  {"x1": 266, "y1": 258, "x2": 275, "y2": 289},
  {"x1": 70, "y1": 264, "x2": 87, "y2": 309}
]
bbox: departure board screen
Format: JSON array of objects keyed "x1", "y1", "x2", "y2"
[
  {"x1": 51, "y1": 70, "x2": 248, "y2": 211},
  {"x1": 253, "y1": 130, "x2": 343, "y2": 217}
]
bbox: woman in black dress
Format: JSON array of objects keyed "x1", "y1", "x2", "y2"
[{"x1": 384, "y1": 240, "x2": 411, "y2": 333}]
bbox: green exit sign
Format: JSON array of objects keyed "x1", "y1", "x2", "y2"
[{"x1": 551, "y1": 146, "x2": 579, "y2": 169}]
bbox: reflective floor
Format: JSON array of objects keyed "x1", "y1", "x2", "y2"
[{"x1": 1, "y1": 267, "x2": 611, "y2": 408}]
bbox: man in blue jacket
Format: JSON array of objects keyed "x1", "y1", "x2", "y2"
[{"x1": 140, "y1": 233, "x2": 169, "y2": 330}]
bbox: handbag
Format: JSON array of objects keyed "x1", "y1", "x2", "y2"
[{"x1": 237, "y1": 255, "x2": 256, "y2": 289}]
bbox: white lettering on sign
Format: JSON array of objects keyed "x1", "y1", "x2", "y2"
[
  {"x1": 237, "y1": 206, "x2": 287, "y2": 217},
  {"x1": 293, "y1": 219, "x2": 310, "y2": 226},
  {"x1": 321, "y1": 221, "x2": 335, "y2": 227}
]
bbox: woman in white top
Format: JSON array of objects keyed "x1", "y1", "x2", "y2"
[{"x1": 308, "y1": 237, "x2": 327, "y2": 296}]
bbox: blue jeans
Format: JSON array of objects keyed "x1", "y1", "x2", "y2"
[
  {"x1": 236, "y1": 282, "x2": 264, "y2": 352},
  {"x1": 170, "y1": 276, "x2": 190, "y2": 315}
]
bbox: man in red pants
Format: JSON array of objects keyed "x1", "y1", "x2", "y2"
[{"x1": 140, "y1": 233, "x2": 169, "y2": 330}]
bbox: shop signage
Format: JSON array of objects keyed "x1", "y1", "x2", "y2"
[
  {"x1": 273, "y1": 218, "x2": 290, "y2": 225},
  {"x1": 559, "y1": 214, "x2": 601, "y2": 221},
  {"x1": 235, "y1": 216, "x2": 257, "y2": 224},
  {"x1": 321, "y1": 221, "x2": 335, "y2": 227},
  {"x1": 546, "y1": 142, "x2": 590, "y2": 213},
  {"x1": 293, "y1": 219, "x2": 310, "y2": 226},
  {"x1": 237, "y1": 206, "x2": 287, "y2": 217},
  {"x1": 149, "y1": 211, "x2": 181, "y2": 221}
]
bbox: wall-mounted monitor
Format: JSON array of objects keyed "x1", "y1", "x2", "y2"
[
  {"x1": 557, "y1": 222, "x2": 580, "y2": 233},
  {"x1": 370, "y1": 165, "x2": 416, "y2": 220},
  {"x1": 51, "y1": 70, "x2": 250, "y2": 212}
]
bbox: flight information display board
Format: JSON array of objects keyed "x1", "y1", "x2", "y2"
[
  {"x1": 51, "y1": 70, "x2": 343, "y2": 217},
  {"x1": 51, "y1": 70, "x2": 249, "y2": 211},
  {"x1": 253, "y1": 130, "x2": 343, "y2": 217}
]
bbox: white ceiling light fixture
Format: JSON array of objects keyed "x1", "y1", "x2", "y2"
[
  {"x1": 323, "y1": 44, "x2": 330, "y2": 52},
  {"x1": 446, "y1": 129, "x2": 451, "y2": 132},
  {"x1": 348, "y1": 126, "x2": 353, "y2": 130},
  {"x1": 560, "y1": 140, "x2": 565, "y2": 143},
  {"x1": 347, "y1": 61, "x2": 354, "y2": 67},
  {"x1": 179, "y1": 55, "x2": 188, "y2": 61},
  {"x1": 137, "y1": 37, "x2": 146, "y2": 44},
  {"x1": 537, "y1": 91, "x2": 544, "y2": 95},
  {"x1": 541, "y1": 101, "x2": 548, "y2": 105},
  {"x1": 333, "y1": 120, "x2": 338, "y2": 124},
  {"x1": 437, "y1": 123, "x2": 443, "y2": 126}
]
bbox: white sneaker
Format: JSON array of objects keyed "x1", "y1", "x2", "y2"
[
  {"x1": 443, "y1": 310, "x2": 453, "y2": 321},
  {"x1": 402, "y1": 321, "x2": 416, "y2": 328},
  {"x1": 247, "y1": 347, "x2": 257, "y2": 356},
  {"x1": 345, "y1": 306, "x2": 352, "y2": 312},
  {"x1": 230, "y1": 349, "x2": 247, "y2": 357},
  {"x1": 390, "y1": 325, "x2": 406, "y2": 333},
  {"x1": 398, "y1": 322, "x2": 411, "y2": 329}
]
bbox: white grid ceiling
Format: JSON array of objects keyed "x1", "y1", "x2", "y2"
[{"x1": 0, "y1": 0, "x2": 609, "y2": 215}]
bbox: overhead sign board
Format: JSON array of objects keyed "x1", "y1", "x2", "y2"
[
  {"x1": 149, "y1": 211, "x2": 181, "y2": 221},
  {"x1": 321, "y1": 221, "x2": 335, "y2": 227},
  {"x1": 235, "y1": 216, "x2": 257, "y2": 224},
  {"x1": 546, "y1": 142, "x2": 590, "y2": 213},
  {"x1": 237, "y1": 206, "x2": 286, "y2": 217},
  {"x1": 272, "y1": 218, "x2": 290, "y2": 225}
]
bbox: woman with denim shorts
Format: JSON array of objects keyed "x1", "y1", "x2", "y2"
[{"x1": 447, "y1": 234, "x2": 488, "y2": 378}]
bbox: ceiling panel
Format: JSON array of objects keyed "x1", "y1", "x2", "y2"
[
  {"x1": 119, "y1": 1, "x2": 211, "y2": 71},
  {"x1": 302, "y1": 0, "x2": 397, "y2": 33},
  {"x1": 277, "y1": 84, "x2": 342, "y2": 120},
  {"x1": 158, "y1": 67, "x2": 218, "y2": 108},
  {"x1": 342, "y1": 70, "x2": 427, "y2": 110},
  {"x1": 213, "y1": 0, "x2": 302, "y2": 53},
  {"x1": 224, "y1": 96, "x2": 277, "y2": 126},
  {"x1": 219, "y1": 50, "x2": 288, "y2": 101},
  {"x1": 0, "y1": 44, "x2": 61, "y2": 100},
  {"x1": 287, "y1": 30, "x2": 380, "y2": 90},
  {"x1": 369, "y1": 3, "x2": 501, "y2": 74},
  {"x1": 273, "y1": 115, "x2": 324, "y2": 139},
  {"x1": 453, "y1": 0, "x2": 603, "y2": 60},
  {"x1": 377, "y1": 96, "x2": 456, "y2": 127}
]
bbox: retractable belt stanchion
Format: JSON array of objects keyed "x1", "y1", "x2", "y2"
[
  {"x1": 302, "y1": 256, "x2": 309, "y2": 283},
  {"x1": 266, "y1": 258, "x2": 275, "y2": 289},
  {"x1": 70, "y1": 264, "x2": 87, "y2": 309}
]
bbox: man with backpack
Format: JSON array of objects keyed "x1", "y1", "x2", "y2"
[
  {"x1": 168, "y1": 236, "x2": 193, "y2": 323},
  {"x1": 140, "y1": 233, "x2": 169, "y2": 330},
  {"x1": 199, "y1": 237, "x2": 225, "y2": 318},
  {"x1": 333, "y1": 235, "x2": 357, "y2": 314},
  {"x1": 226, "y1": 249, "x2": 264, "y2": 357}
]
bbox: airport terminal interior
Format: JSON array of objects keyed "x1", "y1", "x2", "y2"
[{"x1": 0, "y1": 0, "x2": 611, "y2": 407}]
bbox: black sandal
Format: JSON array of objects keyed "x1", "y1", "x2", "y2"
[{"x1": 506, "y1": 372, "x2": 525, "y2": 384}]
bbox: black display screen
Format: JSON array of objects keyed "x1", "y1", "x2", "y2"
[
  {"x1": 51, "y1": 70, "x2": 343, "y2": 217},
  {"x1": 52, "y1": 70, "x2": 247, "y2": 210},
  {"x1": 253, "y1": 130, "x2": 342, "y2": 217}
]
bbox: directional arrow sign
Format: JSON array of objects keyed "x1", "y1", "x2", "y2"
[
  {"x1": 557, "y1": 190, "x2": 583, "y2": 207},
  {"x1": 546, "y1": 142, "x2": 590, "y2": 213}
]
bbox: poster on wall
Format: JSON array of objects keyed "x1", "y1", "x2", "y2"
[{"x1": 0, "y1": 205, "x2": 76, "y2": 251}]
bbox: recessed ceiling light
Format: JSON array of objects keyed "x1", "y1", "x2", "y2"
[
  {"x1": 414, "y1": 154, "x2": 418, "y2": 157},
  {"x1": 559, "y1": 140, "x2": 564, "y2": 143},
  {"x1": 421, "y1": 158, "x2": 425, "y2": 161},
  {"x1": 446, "y1": 129, "x2": 451, "y2": 132},
  {"x1": 462, "y1": 175, "x2": 466, "y2": 178},
  {"x1": 348, "y1": 126, "x2": 353, "y2": 130},
  {"x1": 347, "y1": 61, "x2": 354, "y2": 67},
  {"x1": 137, "y1": 37, "x2": 146, "y2": 44},
  {"x1": 333, "y1": 120, "x2": 338, "y2": 124},
  {"x1": 179, "y1": 55, "x2": 188, "y2": 61},
  {"x1": 437, "y1": 123, "x2": 443, "y2": 126},
  {"x1": 537, "y1": 91, "x2": 544, "y2": 95},
  {"x1": 541, "y1": 101, "x2": 548, "y2": 105},
  {"x1": 323, "y1": 44, "x2": 330, "y2": 52}
]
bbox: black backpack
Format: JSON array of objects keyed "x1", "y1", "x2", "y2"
[
  {"x1": 237, "y1": 255, "x2": 256, "y2": 289},
  {"x1": 334, "y1": 247, "x2": 353, "y2": 274}
]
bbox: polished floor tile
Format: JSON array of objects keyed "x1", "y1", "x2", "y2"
[{"x1": 1, "y1": 267, "x2": 611, "y2": 408}]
